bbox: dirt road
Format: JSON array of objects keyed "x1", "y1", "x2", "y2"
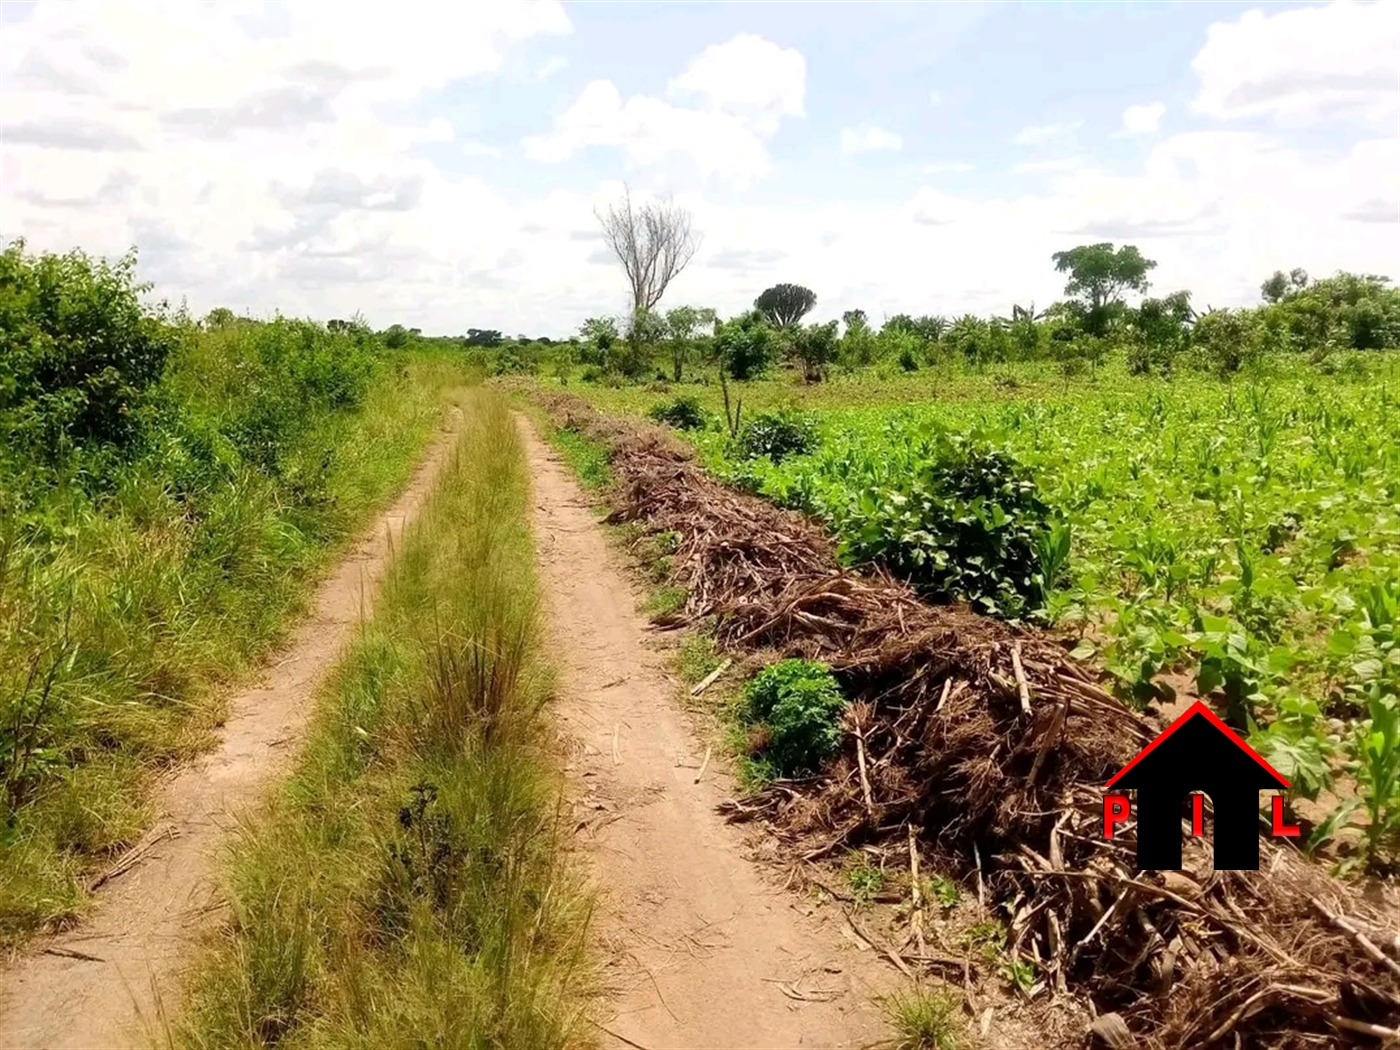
[
  {"x1": 520, "y1": 416, "x2": 891, "y2": 1049},
  {"x1": 0, "y1": 411, "x2": 464, "y2": 1050}
]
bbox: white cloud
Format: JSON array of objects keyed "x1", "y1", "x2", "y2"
[
  {"x1": 523, "y1": 34, "x2": 805, "y2": 183},
  {"x1": 0, "y1": 1, "x2": 574, "y2": 326},
  {"x1": 1193, "y1": 0, "x2": 1400, "y2": 125},
  {"x1": 1012, "y1": 119, "x2": 1084, "y2": 147},
  {"x1": 534, "y1": 56, "x2": 568, "y2": 81},
  {"x1": 929, "y1": 90, "x2": 944, "y2": 107},
  {"x1": 839, "y1": 125, "x2": 903, "y2": 155},
  {"x1": 462, "y1": 140, "x2": 504, "y2": 159},
  {"x1": 2, "y1": 2, "x2": 1397, "y2": 338},
  {"x1": 1014, "y1": 156, "x2": 1086, "y2": 174},
  {"x1": 666, "y1": 33, "x2": 805, "y2": 134},
  {"x1": 1122, "y1": 101, "x2": 1166, "y2": 135}
]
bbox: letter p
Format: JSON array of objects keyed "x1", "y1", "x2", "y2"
[{"x1": 1103, "y1": 794, "x2": 1130, "y2": 838}]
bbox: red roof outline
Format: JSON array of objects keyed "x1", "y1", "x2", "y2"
[{"x1": 1106, "y1": 700, "x2": 1290, "y2": 789}]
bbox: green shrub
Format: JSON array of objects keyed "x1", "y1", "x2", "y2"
[
  {"x1": 741, "y1": 659, "x2": 847, "y2": 776},
  {"x1": 647, "y1": 395, "x2": 708, "y2": 430},
  {"x1": 0, "y1": 241, "x2": 176, "y2": 463},
  {"x1": 831, "y1": 433, "x2": 1054, "y2": 618},
  {"x1": 739, "y1": 409, "x2": 817, "y2": 462},
  {"x1": 715, "y1": 311, "x2": 776, "y2": 380}
]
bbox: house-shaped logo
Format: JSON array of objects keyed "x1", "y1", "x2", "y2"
[{"x1": 1103, "y1": 700, "x2": 1297, "y2": 870}]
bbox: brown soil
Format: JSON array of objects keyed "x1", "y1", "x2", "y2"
[
  {"x1": 0, "y1": 409, "x2": 465, "y2": 1050},
  {"x1": 535, "y1": 393, "x2": 1400, "y2": 1050},
  {"x1": 519, "y1": 415, "x2": 898, "y2": 1049}
]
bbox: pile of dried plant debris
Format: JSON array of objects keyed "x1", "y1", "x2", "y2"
[{"x1": 537, "y1": 392, "x2": 1400, "y2": 1049}]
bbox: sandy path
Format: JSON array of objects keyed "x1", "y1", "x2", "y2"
[
  {"x1": 0, "y1": 409, "x2": 464, "y2": 1050},
  {"x1": 520, "y1": 416, "x2": 891, "y2": 1050}
]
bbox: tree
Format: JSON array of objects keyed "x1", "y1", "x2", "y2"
[
  {"x1": 596, "y1": 186, "x2": 700, "y2": 372},
  {"x1": 715, "y1": 311, "x2": 775, "y2": 380},
  {"x1": 838, "y1": 309, "x2": 876, "y2": 369},
  {"x1": 463, "y1": 328, "x2": 503, "y2": 347},
  {"x1": 382, "y1": 324, "x2": 410, "y2": 349},
  {"x1": 663, "y1": 305, "x2": 717, "y2": 381},
  {"x1": 1260, "y1": 268, "x2": 1309, "y2": 303},
  {"x1": 754, "y1": 283, "x2": 817, "y2": 328},
  {"x1": 790, "y1": 320, "x2": 840, "y2": 382},
  {"x1": 1051, "y1": 242, "x2": 1157, "y2": 336},
  {"x1": 205, "y1": 306, "x2": 237, "y2": 329},
  {"x1": 578, "y1": 316, "x2": 620, "y2": 368}
]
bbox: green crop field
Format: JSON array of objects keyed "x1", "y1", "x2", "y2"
[{"x1": 560, "y1": 355, "x2": 1400, "y2": 869}]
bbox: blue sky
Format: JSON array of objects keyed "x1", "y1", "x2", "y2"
[{"x1": 1, "y1": 1, "x2": 1396, "y2": 334}]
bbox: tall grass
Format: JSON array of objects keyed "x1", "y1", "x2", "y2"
[
  {"x1": 1, "y1": 241, "x2": 469, "y2": 941},
  {"x1": 173, "y1": 391, "x2": 591, "y2": 1049}
]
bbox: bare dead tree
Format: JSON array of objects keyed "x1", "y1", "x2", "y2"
[{"x1": 596, "y1": 186, "x2": 700, "y2": 373}]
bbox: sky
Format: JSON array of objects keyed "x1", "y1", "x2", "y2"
[{"x1": 1, "y1": 0, "x2": 1397, "y2": 337}]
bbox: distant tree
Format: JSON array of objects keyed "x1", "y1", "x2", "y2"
[
  {"x1": 596, "y1": 186, "x2": 700, "y2": 372},
  {"x1": 578, "y1": 316, "x2": 620, "y2": 368},
  {"x1": 754, "y1": 283, "x2": 817, "y2": 328},
  {"x1": 464, "y1": 328, "x2": 503, "y2": 347},
  {"x1": 663, "y1": 304, "x2": 717, "y2": 381},
  {"x1": 1129, "y1": 291, "x2": 1196, "y2": 375},
  {"x1": 715, "y1": 311, "x2": 775, "y2": 380},
  {"x1": 205, "y1": 306, "x2": 236, "y2": 329},
  {"x1": 790, "y1": 320, "x2": 840, "y2": 382},
  {"x1": 1261, "y1": 268, "x2": 1310, "y2": 303},
  {"x1": 837, "y1": 309, "x2": 876, "y2": 368},
  {"x1": 1051, "y1": 242, "x2": 1156, "y2": 336},
  {"x1": 382, "y1": 324, "x2": 410, "y2": 349}
]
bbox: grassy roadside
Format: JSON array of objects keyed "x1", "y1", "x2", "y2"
[
  {"x1": 1, "y1": 343, "x2": 469, "y2": 944},
  {"x1": 173, "y1": 390, "x2": 591, "y2": 1049}
]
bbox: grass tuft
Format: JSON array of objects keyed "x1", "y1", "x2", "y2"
[{"x1": 881, "y1": 987, "x2": 965, "y2": 1050}]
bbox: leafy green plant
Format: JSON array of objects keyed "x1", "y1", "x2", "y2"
[
  {"x1": 740, "y1": 659, "x2": 847, "y2": 777},
  {"x1": 647, "y1": 395, "x2": 709, "y2": 430},
  {"x1": 738, "y1": 410, "x2": 818, "y2": 462},
  {"x1": 845, "y1": 853, "x2": 885, "y2": 906},
  {"x1": 831, "y1": 432, "x2": 1053, "y2": 617},
  {"x1": 925, "y1": 874, "x2": 960, "y2": 909},
  {"x1": 1, "y1": 241, "x2": 176, "y2": 461}
]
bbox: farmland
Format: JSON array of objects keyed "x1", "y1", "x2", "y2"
[{"x1": 560, "y1": 354, "x2": 1400, "y2": 866}]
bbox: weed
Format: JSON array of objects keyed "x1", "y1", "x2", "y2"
[
  {"x1": 677, "y1": 633, "x2": 722, "y2": 685},
  {"x1": 548, "y1": 425, "x2": 611, "y2": 489},
  {"x1": 644, "y1": 586, "x2": 688, "y2": 621},
  {"x1": 845, "y1": 853, "x2": 885, "y2": 906},
  {"x1": 647, "y1": 395, "x2": 709, "y2": 430},
  {"x1": 0, "y1": 242, "x2": 459, "y2": 941},
  {"x1": 738, "y1": 409, "x2": 818, "y2": 462},
  {"x1": 740, "y1": 659, "x2": 848, "y2": 777},
  {"x1": 925, "y1": 874, "x2": 960, "y2": 909},
  {"x1": 881, "y1": 987, "x2": 964, "y2": 1050}
]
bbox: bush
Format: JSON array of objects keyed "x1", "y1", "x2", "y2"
[
  {"x1": 832, "y1": 433, "x2": 1054, "y2": 618},
  {"x1": 0, "y1": 241, "x2": 176, "y2": 462},
  {"x1": 741, "y1": 659, "x2": 847, "y2": 777},
  {"x1": 715, "y1": 311, "x2": 776, "y2": 380},
  {"x1": 739, "y1": 409, "x2": 817, "y2": 462},
  {"x1": 647, "y1": 395, "x2": 708, "y2": 430}
]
